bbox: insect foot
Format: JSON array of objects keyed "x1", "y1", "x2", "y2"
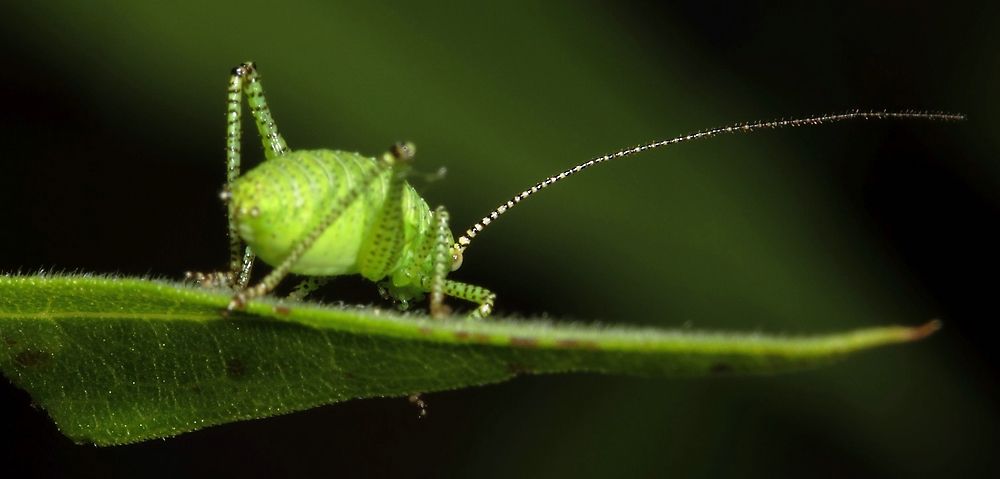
[
  {"x1": 184, "y1": 270, "x2": 236, "y2": 289},
  {"x1": 198, "y1": 63, "x2": 962, "y2": 319}
]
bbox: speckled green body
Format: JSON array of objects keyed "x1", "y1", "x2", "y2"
[
  {"x1": 196, "y1": 63, "x2": 957, "y2": 318},
  {"x1": 197, "y1": 63, "x2": 491, "y2": 317},
  {"x1": 229, "y1": 149, "x2": 446, "y2": 293}
]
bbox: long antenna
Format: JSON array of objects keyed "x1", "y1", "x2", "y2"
[{"x1": 454, "y1": 110, "x2": 964, "y2": 252}]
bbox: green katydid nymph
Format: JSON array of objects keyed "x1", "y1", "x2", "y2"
[{"x1": 188, "y1": 62, "x2": 963, "y2": 319}]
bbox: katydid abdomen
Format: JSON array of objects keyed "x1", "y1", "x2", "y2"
[{"x1": 229, "y1": 149, "x2": 442, "y2": 284}]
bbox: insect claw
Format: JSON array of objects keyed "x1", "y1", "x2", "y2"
[
  {"x1": 467, "y1": 301, "x2": 493, "y2": 320},
  {"x1": 228, "y1": 292, "x2": 246, "y2": 311}
]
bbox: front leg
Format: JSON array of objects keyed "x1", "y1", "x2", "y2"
[
  {"x1": 421, "y1": 206, "x2": 496, "y2": 319},
  {"x1": 287, "y1": 276, "x2": 334, "y2": 301}
]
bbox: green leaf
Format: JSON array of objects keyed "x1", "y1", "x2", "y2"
[{"x1": 0, "y1": 274, "x2": 938, "y2": 446}]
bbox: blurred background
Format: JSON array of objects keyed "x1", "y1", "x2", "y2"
[{"x1": 0, "y1": 1, "x2": 996, "y2": 477}]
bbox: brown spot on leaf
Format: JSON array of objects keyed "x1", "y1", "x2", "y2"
[
  {"x1": 418, "y1": 327, "x2": 433, "y2": 336},
  {"x1": 226, "y1": 359, "x2": 246, "y2": 378},
  {"x1": 273, "y1": 305, "x2": 292, "y2": 315},
  {"x1": 343, "y1": 371, "x2": 357, "y2": 379},
  {"x1": 191, "y1": 385, "x2": 203, "y2": 394},
  {"x1": 3, "y1": 336, "x2": 17, "y2": 346},
  {"x1": 554, "y1": 339, "x2": 600, "y2": 349},
  {"x1": 509, "y1": 337, "x2": 538, "y2": 347},
  {"x1": 14, "y1": 350, "x2": 51, "y2": 369},
  {"x1": 472, "y1": 333, "x2": 491, "y2": 343},
  {"x1": 454, "y1": 331, "x2": 470, "y2": 340}
]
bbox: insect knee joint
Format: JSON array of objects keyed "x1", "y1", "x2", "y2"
[
  {"x1": 231, "y1": 62, "x2": 255, "y2": 77},
  {"x1": 391, "y1": 141, "x2": 417, "y2": 162}
]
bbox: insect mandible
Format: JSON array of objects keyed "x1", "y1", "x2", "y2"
[{"x1": 188, "y1": 62, "x2": 963, "y2": 319}]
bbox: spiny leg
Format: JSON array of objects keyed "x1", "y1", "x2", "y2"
[
  {"x1": 237, "y1": 62, "x2": 289, "y2": 161},
  {"x1": 428, "y1": 206, "x2": 452, "y2": 318},
  {"x1": 228, "y1": 62, "x2": 290, "y2": 287},
  {"x1": 420, "y1": 277, "x2": 495, "y2": 319},
  {"x1": 377, "y1": 196, "x2": 441, "y2": 312},
  {"x1": 188, "y1": 62, "x2": 290, "y2": 289},
  {"x1": 228, "y1": 144, "x2": 405, "y2": 310},
  {"x1": 356, "y1": 142, "x2": 416, "y2": 280},
  {"x1": 224, "y1": 66, "x2": 252, "y2": 288},
  {"x1": 419, "y1": 206, "x2": 495, "y2": 319},
  {"x1": 287, "y1": 276, "x2": 334, "y2": 301}
]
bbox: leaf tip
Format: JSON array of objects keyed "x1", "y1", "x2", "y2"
[{"x1": 908, "y1": 319, "x2": 942, "y2": 341}]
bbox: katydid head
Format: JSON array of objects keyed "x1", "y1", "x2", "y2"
[{"x1": 452, "y1": 110, "x2": 965, "y2": 256}]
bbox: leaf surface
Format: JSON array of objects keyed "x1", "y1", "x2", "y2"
[{"x1": 0, "y1": 274, "x2": 938, "y2": 446}]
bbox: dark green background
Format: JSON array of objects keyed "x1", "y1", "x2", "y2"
[{"x1": 1, "y1": 1, "x2": 996, "y2": 477}]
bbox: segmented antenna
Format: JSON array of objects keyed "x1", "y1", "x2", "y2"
[{"x1": 454, "y1": 110, "x2": 964, "y2": 252}]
